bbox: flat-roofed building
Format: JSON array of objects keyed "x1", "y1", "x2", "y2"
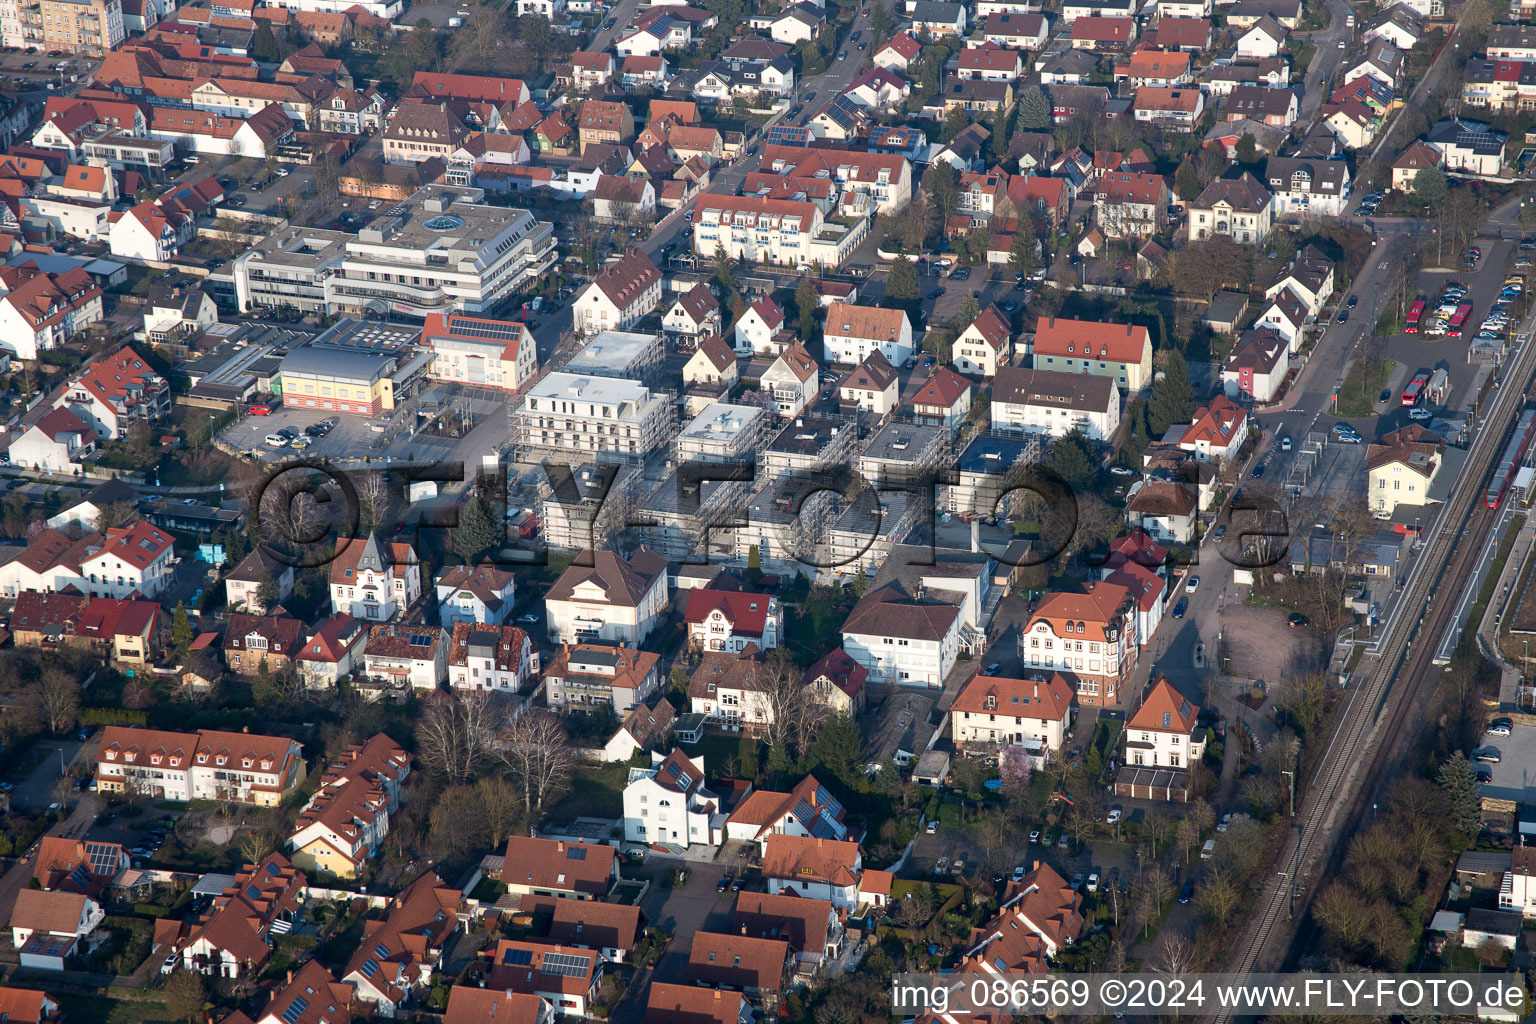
[
  {"x1": 233, "y1": 226, "x2": 350, "y2": 316},
  {"x1": 514, "y1": 372, "x2": 675, "y2": 466},
  {"x1": 676, "y1": 403, "x2": 770, "y2": 464},
  {"x1": 565, "y1": 329, "x2": 664, "y2": 384},
  {"x1": 760, "y1": 414, "x2": 856, "y2": 479},
  {"x1": 279, "y1": 320, "x2": 432, "y2": 417},
  {"x1": 855, "y1": 422, "x2": 946, "y2": 485},
  {"x1": 947, "y1": 434, "x2": 1043, "y2": 516}
]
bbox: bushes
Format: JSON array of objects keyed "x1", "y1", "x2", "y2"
[
  {"x1": 132, "y1": 903, "x2": 168, "y2": 918},
  {"x1": 80, "y1": 707, "x2": 150, "y2": 727}
]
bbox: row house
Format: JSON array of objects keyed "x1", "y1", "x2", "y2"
[
  {"x1": 341, "y1": 873, "x2": 462, "y2": 1016},
  {"x1": 168, "y1": 853, "x2": 305, "y2": 978},
  {"x1": 0, "y1": 263, "x2": 104, "y2": 361},
  {"x1": 95, "y1": 726, "x2": 306, "y2": 805},
  {"x1": 10, "y1": 591, "x2": 162, "y2": 666},
  {"x1": 487, "y1": 941, "x2": 602, "y2": 1019},
  {"x1": 287, "y1": 733, "x2": 410, "y2": 879},
  {"x1": 687, "y1": 932, "x2": 791, "y2": 1009}
]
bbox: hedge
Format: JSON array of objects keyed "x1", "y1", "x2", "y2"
[{"x1": 80, "y1": 708, "x2": 149, "y2": 727}]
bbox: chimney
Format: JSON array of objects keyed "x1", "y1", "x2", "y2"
[
  {"x1": 741, "y1": 925, "x2": 747, "y2": 935},
  {"x1": 1033, "y1": 681, "x2": 1039, "y2": 698}
]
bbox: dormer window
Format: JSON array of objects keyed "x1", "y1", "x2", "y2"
[
  {"x1": 242, "y1": 758, "x2": 253, "y2": 768},
  {"x1": 216, "y1": 755, "x2": 227, "y2": 766},
  {"x1": 198, "y1": 754, "x2": 208, "y2": 763}
]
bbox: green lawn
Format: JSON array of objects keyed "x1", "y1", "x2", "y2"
[
  {"x1": 56, "y1": 994, "x2": 173, "y2": 1024},
  {"x1": 1335, "y1": 358, "x2": 1398, "y2": 418},
  {"x1": 548, "y1": 762, "x2": 629, "y2": 821}
]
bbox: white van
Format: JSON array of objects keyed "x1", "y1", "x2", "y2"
[
  {"x1": 1201, "y1": 839, "x2": 1216, "y2": 860},
  {"x1": 264, "y1": 433, "x2": 288, "y2": 447}
]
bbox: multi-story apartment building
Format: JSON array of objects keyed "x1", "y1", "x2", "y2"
[
  {"x1": 4, "y1": 0, "x2": 124, "y2": 55},
  {"x1": 1030, "y1": 317, "x2": 1153, "y2": 393},
  {"x1": 623, "y1": 749, "x2": 723, "y2": 849},
  {"x1": 757, "y1": 145, "x2": 912, "y2": 214},
  {"x1": 992, "y1": 366, "x2": 1122, "y2": 441},
  {"x1": 95, "y1": 726, "x2": 307, "y2": 805},
  {"x1": 1187, "y1": 172, "x2": 1274, "y2": 245},
  {"x1": 822, "y1": 302, "x2": 913, "y2": 367},
  {"x1": 287, "y1": 733, "x2": 410, "y2": 879},
  {"x1": 545, "y1": 547, "x2": 670, "y2": 646},
  {"x1": 446, "y1": 622, "x2": 537, "y2": 694},
  {"x1": 543, "y1": 643, "x2": 660, "y2": 712},
  {"x1": 692, "y1": 194, "x2": 868, "y2": 269},
  {"x1": 676, "y1": 403, "x2": 771, "y2": 464},
  {"x1": 513, "y1": 372, "x2": 675, "y2": 467},
  {"x1": 328, "y1": 187, "x2": 556, "y2": 321},
  {"x1": 1021, "y1": 583, "x2": 1137, "y2": 705}
]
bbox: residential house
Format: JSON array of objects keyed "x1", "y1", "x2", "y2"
[
  {"x1": 685, "y1": 590, "x2": 782, "y2": 654},
  {"x1": 734, "y1": 296, "x2": 786, "y2": 356},
  {"x1": 950, "y1": 671, "x2": 1074, "y2": 766},
  {"x1": 1121, "y1": 674, "x2": 1205, "y2": 770},
  {"x1": 1126, "y1": 480, "x2": 1199, "y2": 544},
  {"x1": 222, "y1": 614, "x2": 305, "y2": 677},
  {"x1": 1265, "y1": 243, "x2": 1335, "y2": 318},
  {"x1": 224, "y1": 549, "x2": 294, "y2": 615},
  {"x1": 822, "y1": 302, "x2": 913, "y2": 366},
  {"x1": 1030, "y1": 317, "x2": 1153, "y2": 392},
  {"x1": 799, "y1": 648, "x2": 868, "y2": 715},
  {"x1": 908, "y1": 367, "x2": 973, "y2": 431},
  {"x1": 1096, "y1": 170, "x2": 1170, "y2": 238},
  {"x1": 1133, "y1": 86, "x2": 1204, "y2": 132},
  {"x1": 328, "y1": 535, "x2": 421, "y2": 622},
  {"x1": 1178, "y1": 395, "x2": 1248, "y2": 463},
  {"x1": 568, "y1": 51, "x2": 615, "y2": 93},
  {"x1": 0, "y1": 990, "x2": 60, "y2": 1024},
  {"x1": 544, "y1": 899, "x2": 643, "y2": 963},
  {"x1": 963, "y1": 862, "x2": 1083, "y2": 973},
  {"x1": 687, "y1": 932, "x2": 791, "y2": 1008},
  {"x1": 53, "y1": 346, "x2": 167, "y2": 440},
  {"x1": 255, "y1": 961, "x2": 356, "y2": 1024},
  {"x1": 500, "y1": 836, "x2": 617, "y2": 900},
  {"x1": 953, "y1": 304, "x2": 1012, "y2": 377},
  {"x1": 760, "y1": 341, "x2": 819, "y2": 419},
  {"x1": 1429, "y1": 117, "x2": 1507, "y2": 175},
  {"x1": 422, "y1": 313, "x2": 538, "y2": 393},
  {"x1": 1236, "y1": 14, "x2": 1287, "y2": 58},
  {"x1": 761, "y1": 833, "x2": 862, "y2": 909},
  {"x1": 80, "y1": 520, "x2": 175, "y2": 600},
  {"x1": 32, "y1": 837, "x2": 128, "y2": 895},
  {"x1": 572, "y1": 251, "x2": 662, "y2": 336},
  {"x1": 1222, "y1": 326, "x2": 1290, "y2": 402},
  {"x1": 447, "y1": 988, "x2": 555, "y2": 1024},
  {"x1": 362, "y1": 625, "x2": 447, "y2": 692},
  {"x1": 1021, "y1": 583, "x2": 1137, "y2": 704},
  {"x1": 576, "y1": 100, "x2": 635, "y2": 153},
  {"x1": 172, "y1": 852, "x2": 305, "y2": 977},
  {"x1": 725, "y1": 774, "x2": 851, "y2": 848},
  {"x1": 543, "y1": 643, "x2": 661, "y2": 713},
  {"x1": 840, "y1": 582, "x2": 963, "y2": 688},
  {"x1": 840, "y1": 351, "x2": 900, "y2": 416},
  {"x1": 622, "y1": 749, "x2": 724, "y2": 849},
  {"x1": 0, "y1": 264, "x2": 104, "y2": 361},
  {"x1": 1366, "y1": 425, "x2": 1443, "y2": 517},
  {"x1": 486, "y1": 940, "x2": 602, "y2": 1018},
  {"x1": 668, "y1": 285, "x2": 723, "y2": 344},
  {"x1": 446, "y1": 622, "x2": 537, "y2": 695},
  {"x1": 287, "y1": 733, "x2": 410, "y2": 879},
  {"x1": 992, "y1": 366, "x2": 1121, "y2": 441},
  {"x1": 296, "y1": 614, "x2": 368, "y2": 687},
  {"x1": 1187, "y1": 172, "x2": 1273, "y2": 244},
  {"x1": 7, "y1": 408, "x2": 97, "y2": 474},
  {"x1": 545, "y1": 547, "x2": 669, "y2": 646},
  {"x1": 600, "y1": 698, "x2": 676, "y2": 762},
  {"x1": 734, "y1": 891, "x2": 843, "y2": 974},
  {"x1": 340, "y1": 873, "x2": 461, "y2": 1016},
  {"x1": 1224, "y1": 84, "x2": 1298, "y2": 127},
  {"x1": 1392, "y1": 139, "x2": 1443, "y2": 191},
  {"x1": 435, "y1": 563, "x2": 517, "y2": 627},
  {"x1": 1265, "y1": 156, "x2": 1350, "y2": 217},
  {"x1": 874, "y1": 31, "x2": 921, "y2": 71},
  {"x1": 10, "y1": 890, "x2": 104, "y2": 970},
  {"x1": 910, "y1": 0, "x2": 966, "y2": 34}
]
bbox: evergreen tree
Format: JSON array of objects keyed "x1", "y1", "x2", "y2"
[
  {"x1": 255, "y1": 569, "x2": 281, "y2": 611},
  {"x1": 765, "y1": 740, "x2": 794, "y2": 783},
  {"x1": 925, "y1": 160, "x2": 960, "y2": 223},
  {"x1": 737, "y1": 736, "x2": 760, "y2": 780},
  {"x1": 172, "y1": 601, "x2": 192, "y2": 653},
  {"x1": 1174, "y1": 160, "x2": 1201, "y2": 203},
  {"x1": 886, "y1": 255, "x2": 919, "y2": 302},
  {"x1": 1235, "y1": 132, "x2": 1257, "y2": 164},
  {"x1": 1438, "y1": 750, "x2": 1480, "y2": 834},
  {"x1": 1414, "y1": 166, "x2": 1448, "y2": 205},
  {"x1": 1015, "y1": 85, "x2": 1050, "y2": 131},
  {"x1": 252, "y1": 19, "x2": 281, "y2": 61},
  {"x1": 869, "y1": 0, "x2": 892, "y2": 44},
  {"x1": 1047, "y1": 429, "x2": 1097, "y2": 490},
  {"x1": 1126, "y1": 398, "x2": 1152, "y2": 457},
  {"x1": 940, "y1": 103, "x2": 970, "y2": 144},
  {"x1": 1148, "y1": 350, "x2": 1195, "y2": 434},
  {"x1": 957, "y1": 292, "x2": 979, "y2": 330},
  {"x1": 795, "y1": 275, "x2": 819, "y2": 338},
  {"x1": 454, "y1": 488, "x2": 501, "y2": 562},
  {"x1": 713, "y1": 241, "x2": 736, "y2": 294},
  {"x1": 1009, "y1": 231, "x2": 1040, "y2": 277},
  {"x1": 806, "y1": 713, "x2": 863, "y2": 789}
]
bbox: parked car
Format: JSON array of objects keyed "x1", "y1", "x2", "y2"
[
  {"x1": 1488, "y1": 718, "x2": 1513, "y2": 736},
  {"x1": 1180, "y1": 880, "x2": 1195, "y2": 903},
  {"x1": 1070, "y1": 874, "x2": 1084, "y2": 890},
  {"x1": 1213, "y1": 524, "x2": 1227, "y2": 541},
  {"x1": 1186, "y1": 575, "x2": 1200, "y2": 592},
  {"x1": 924, "y1": 820, "x2": 938, "y2": 834},
  {"x1": 1028, "y1": 829, "x2": 1041, "y2": 843},
  {"x1": 1287, "y1": 613, "x2": 1309, "y2": 628},
  {"x1": 1171, "y1": 597, "x2": 1187, "y2": 619},
  {"x1": 1086, "y1": 873, "x2": 1099, "y2": 892},
  {"x1": 1409, "y1": 407, "x2": 1433, "y2": 421},
  {"x1": 1106, "y1": 808, "x2": 1121, "y2": 825},
  {"x1": 1011, "y1": 865, "x2": 1026, "y2": 882}
]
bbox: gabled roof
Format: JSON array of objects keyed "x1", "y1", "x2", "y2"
[
  {"x1": 645, "y1": 983, "x2": 746, "y2": 1024},
  {"x1": 546, "y1": 547, "x2": 667, "y2": 607},
  {"x1": 687, "y1": 931, "x2": 789, "y2": 990},
  {"x1": 683, "y1": 589, "x2": 774, "y2": 637},
  {"x1": 1129, "y1": 674, "x2": 1200, "y2": 733},
  {"x1": 877, "y1": 31, "x2": 921, "y2": 60},
  {"x1": 910, "y1": 367, "x2": 971, "y2": 409},
  {"x1": 963, "y1": 305, "x2": 1012, "y2": 349},
  {"x1": 10, "y1": 888, "x2": 91, "y2": 935},
  {"x1": 733, "y1": 889, "x2": 834, "y2": 954},
  {"x1": 953, "y1": 672, "x2": 1074, "y2": 721},
  {"x1": 588, "y1": 250, "x2": 660, "y2": 310},
  {"x1": 1032, "y1": 317, "x2": 1149, "y2": 364},
  {"x1": 761, "y1": 833, "x2": 860, "y2": 886},
  {"x1": 501, "y1": 836, "x2": 615, "y2": 897},
  {"x1": 843, "y1": 349, "x2": 899, "y2": 392},
  {"x1": 824, "y1": 301, "x2": 907, "y2": 341},
  {"x1": 445, "y1": 988, "x2": 548, "y2": 1024}
]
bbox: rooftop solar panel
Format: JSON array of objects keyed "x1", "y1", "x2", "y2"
[
  {"x1": 280, "y1": 997, "x2": 308, "y2": 1024},
  {"x1": 566, "y1": 847, "x2": 587, "y2": 860},
  {"x1": 360, "y1": 959, "x2": 379, "y2": 978},
  {"x1": 504, "y1": 948, "x2": 534, "y2": 966},
  {"x1": 540, "y1": 952, "x2": 592, "y2": 977}
]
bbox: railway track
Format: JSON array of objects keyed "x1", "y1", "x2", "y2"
[{"x1": 1210, "y1": 328, "x2": 1536, "y2": 1023}]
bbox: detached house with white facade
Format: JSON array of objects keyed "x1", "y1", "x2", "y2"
[
  {"x1": 1114, "y1": 675, "x2": 1205, "y2": 801},
  {"x1": 685, "y1": 589, "x2": 782, "y2": 654},
  {"x1": 623, "y1": 749, "x2": 724, "y2": 850},
  {"x1": 572, "y1": 250, "x2": 662, "y2": 336},
  {"x1": 950, "y1": 672, "x2": 1075, "y2": 767},
  {"x1": 81, "y1": 521, "x2": 174, "y2": 600},
  {"x1": 546, "y1": 547, "x2": 669, "y2": 645},
  {"x1": 435, "y1": 562, "x2": 517, "y2": 627},
  {"x1": 329, "y1": 535, "x2": 421, "y2": 623},
  {"x1": 821, "y1": 302, "x2": 913, "y2": 367},
  {"x1": 762, "y1": 833, "x2": 864, "y2": 910}
]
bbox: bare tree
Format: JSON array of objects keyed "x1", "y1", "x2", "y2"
[
  {"x1": 35, "y1": 667, "x2": 79, "y2": 734},
  {"x1": 496, "y1": 708, "x2": 573, "y2": 817},
  {"x1": 475, "y1": 775, "x2": 524, "y2": 848},
  {"x1": 354, "y1": 471, "x2": 392, "y2": 535},
  {"x1": 1193, "y1": 868, "x2": 1241, "y2": 922},
  {"x1": 1141, "y1": 867, "x2": 1174, "y2": 916},
  {"x1": 756, "y1": 652, "x2": 828, "y2": 761},
  {"x1": 1156, "y1": 932, "x2": 1197, "y2": 978},
  {"x1": 239, "y1": 817, "x2": 277, "y2": 865},
  {"x1": 417, "y1": 689, "x2": 497, "y2": 784}
]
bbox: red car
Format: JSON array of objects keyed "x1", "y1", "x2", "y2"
[{"x1": 249, "y1": 405, "x2": 272, "y2": 415}]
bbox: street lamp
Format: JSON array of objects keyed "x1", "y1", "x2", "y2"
[{"x1": 1280, "y1": 768, "x2": 1296, "y2": 817}]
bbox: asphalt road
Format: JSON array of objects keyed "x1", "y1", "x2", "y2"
[{"x1": 1297, "y1": 0, "x2": 1354, "y2": 122}]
